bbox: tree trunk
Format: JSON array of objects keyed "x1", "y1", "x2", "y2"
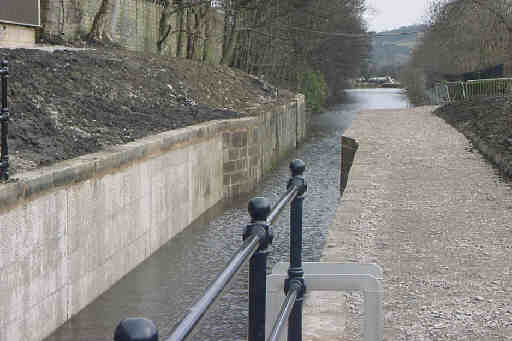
[
  {"x1": 87, "y1": 0, "x2": 113, "y2": 42},
  {"x1": 157, "y1": 4, "x2": 175, "y2": 54},
  {"x1": 203, "y1": 10, "x2": 211, "y2": 62},
  {"x1": 186, "y1": 8, "x2": 193, "y2": 59},
  {"x1": 221, "y1": 17, "x2": 238, "y2": 65},
  {"x1": 176, "y1": 6, "x2": 185, "y2": 57},
  {"x1": 192, "y1": 9, "x2": 202, "y2": 60}
]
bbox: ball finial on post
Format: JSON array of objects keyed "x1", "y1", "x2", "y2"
[
  {"x1": 114, "y1": 318, "x2": 158, "y2": 341},
  {"x1": 248, "y1": 197, "x2": 271, "y2": 222},
  {"x1": 290, "y1": 159, "x2": 306, "y2": 177}
]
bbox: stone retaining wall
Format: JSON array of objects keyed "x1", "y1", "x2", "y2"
[{"x1": 0, "y1": 94, "x2": 306, "y2": 341}]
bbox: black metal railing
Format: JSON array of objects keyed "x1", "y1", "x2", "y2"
[
  {"x1": 0, "y1": 60, "x2": 9, "y2": 181},
  {"x1": 114, "y1": 159, "x2": 308, "y2": 341}
]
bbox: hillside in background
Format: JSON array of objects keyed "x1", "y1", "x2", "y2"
[{"x1": 365, "y1": 24, "x2": 426, "y2": 77}]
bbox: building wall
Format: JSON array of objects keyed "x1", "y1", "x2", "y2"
[
  {"x1": 0, "y1": 94, "x2": 306, "y2": 341},
  {"x1": 0, "y1": 23, "x2": 36, "y2": 46},
  {"x1": 0, "y1": 0, "x2": 40, "y2": 27}
]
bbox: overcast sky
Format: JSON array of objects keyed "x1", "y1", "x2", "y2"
[{"x1": 365, "y1": 0, "x2": 429, "y2": 32}]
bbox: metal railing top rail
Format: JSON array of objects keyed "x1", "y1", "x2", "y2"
[
  {"x1": 115, "y1": 159, "x2": 308, "y2": 341},
  {"x1": 466, "y1": 77, "x2": 512, "y2": 83},
  {"x1": 165, "y1": 232, "x2": 262, "y2": 341},
  {"x1": 444, "y1": 77, "x2": 512, "y2": 85},
  {"x1": 266, "y1": 281, "x2": 300, "y2": 341},
  {"x1": 267, "y1": 159, "x2": 306, "y2": 225},
  {"x1": 267, "y1": 188, "x2": 298, "y2": 225}
]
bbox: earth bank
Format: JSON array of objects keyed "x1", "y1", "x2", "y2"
[
  {"x1": 0, "y1": 46, "x2": 293, "y2": 175},
  {"x1": 433, "y1": 96, "x2": 512, "y2": 178}
]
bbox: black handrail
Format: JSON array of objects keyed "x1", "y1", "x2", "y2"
[
  {"x1": 0, "y1": 60, "x2": 9, "y2": 181},
  {"x1": 166, "y1": 233, "x2": 261, "y2": 341},
  {"x1": 114, "y1": 159, "x2": 307, "y2": 341},
  {"x1": 267, "y1": 185, "x2": 298, "y2": 225},
  {"x1": 266, "y1": 284, "x2": 299, "y2": 341}
]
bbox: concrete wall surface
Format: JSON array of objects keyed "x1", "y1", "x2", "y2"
[{"x1": 0, "y1": 94, "x2": 306, "y2": 341}]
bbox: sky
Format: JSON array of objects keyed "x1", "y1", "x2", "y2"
[{"x1": 365, "y1": 0, "x2": 429, "y2": 32}]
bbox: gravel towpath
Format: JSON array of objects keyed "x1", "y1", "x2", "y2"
[{"x1": 303, "y1": 106, "x2": 512, "y2": 341}]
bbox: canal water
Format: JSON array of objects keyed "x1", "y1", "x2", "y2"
[{"x1": 45, "y1": 89, "x2": 409, "y2": 341}]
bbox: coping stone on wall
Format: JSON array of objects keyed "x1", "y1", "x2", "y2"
[{"x1": 0, "y1": 119, "x2": 224, "y2": 213}]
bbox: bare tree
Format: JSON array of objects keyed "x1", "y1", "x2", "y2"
[{"x1": 219, "y1": 0, "x2": 369, "y2": 103}]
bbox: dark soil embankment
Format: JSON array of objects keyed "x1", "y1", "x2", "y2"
[
  {"x1": 0, "y1": 46, "x2": 292, "y2": 174},
  {"x1": 434, "y1": 96, "x2": 512, "y2": 177}
]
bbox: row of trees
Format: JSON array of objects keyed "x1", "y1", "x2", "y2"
[
  {"x1": 86, "y1": 0, "x2": 370, "y2": 108},
  {"x1": 222, "y1": 0, "x2": 370, "y2": 104},
  {"x1": 402, "y1": 0, "x2": 512, "y2": 104}
]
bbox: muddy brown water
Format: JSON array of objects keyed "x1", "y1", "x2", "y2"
[{"x1": 44, "y1": 89, "x2": 409, "y2": 341}]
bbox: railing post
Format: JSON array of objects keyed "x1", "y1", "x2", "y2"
[
  {"x1": 286, "y1": 159, "x2": 307, "y2": 341},
  {"x1": 114, "y1": 318, "x2": 158, "y2": 341},
  {"x1": 244, "y1": 197, "x2": 272, "y2": 341},
  {"x1": 0, "y1": 60, "x2": 9, "y2": 181}
]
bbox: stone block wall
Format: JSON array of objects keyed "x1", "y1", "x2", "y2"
[
  {"x1": 222, "y1": 96, "x2": 306, "y2": 198},
  {"x1": 40, "y1": 0, "x2": 224, "y2": 62},
  {"x1": 40, "y1": 0, "x2": 163, "y2": 53},
  {"x1": 0, "y1": 94, "x2": 306, "y2": 341}
]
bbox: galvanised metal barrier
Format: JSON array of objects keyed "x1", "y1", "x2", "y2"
[
  {"x1": 0, "y1": 60, "x2": 9, "y2": 181},
  {"x1": 464, "y1": 78, "x2": 512, "y2": 98},
  {"x1": 427, "y1": 78, "x2": 512, "y2": 105},
  {"x1": 425, "y1": 83, "x2": 450, "y2": 105},
  {"x1": 114, "y1": 159, "x2": 308, "y2": 341}
]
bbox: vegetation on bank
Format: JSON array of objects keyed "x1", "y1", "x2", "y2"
[{"x1": 298, "y1": 71, "x2": 329, "y2": 113}]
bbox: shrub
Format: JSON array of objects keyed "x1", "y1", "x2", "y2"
[
  {"x1": 298, "y1": 71, "x2": 328, "y2": 113},
  {"x1": 399, "y1": 67, "x2": 427, "y2": 105}
]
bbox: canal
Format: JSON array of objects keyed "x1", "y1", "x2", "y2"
[{"x1": 45, "y1": 89, "x2": 409, "y2": 341}]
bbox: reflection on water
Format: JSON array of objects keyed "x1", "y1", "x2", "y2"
[
  {"x1": 312, "y1": 88, "x2": 410, "y2": 137},
  {"x1": 45, "y1": 88, "x2": 409, "y2": 341},
  {"x1": 345, "y1": 88, "x2": 410, "y2": 109}
]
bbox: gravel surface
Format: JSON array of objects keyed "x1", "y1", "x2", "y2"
[{"x1": 305, "y1": 106, "x2": 512, "y2": 341}]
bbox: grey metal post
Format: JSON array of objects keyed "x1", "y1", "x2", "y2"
[
  {"x1": 286, "y1": 159, "x2": 307, "y2": 341},
  {"x1": 244, "y1": 197, "x2": 272, "y2": 341},
  {"x1": 114, "y1": 318, "x2": 158, "y2": 341},
  {"x1": 0, "y1": 60, "x2": 9, "y2": 180}
]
